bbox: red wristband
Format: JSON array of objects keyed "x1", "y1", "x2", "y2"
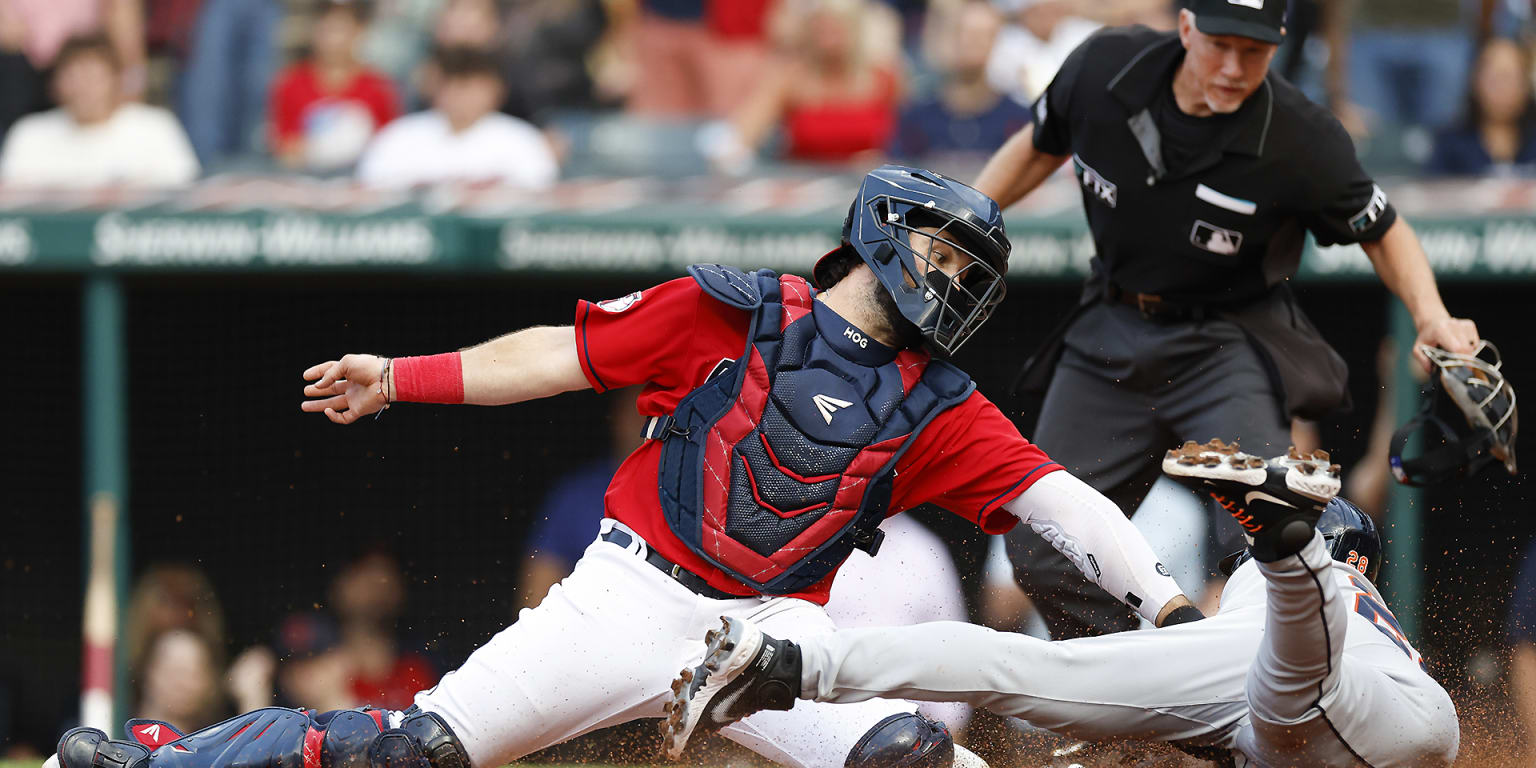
[{"x1": 393, "y1": 352, "x2": 465, "y2": 404}]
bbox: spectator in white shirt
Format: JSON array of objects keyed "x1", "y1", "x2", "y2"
[
  {"x1": 356, "y1": 46, "x2": 558, "y2": 189},
  {"x1": 0, "y1": 33, "x2": 199, "y2": 188},
  {"x1": 985, "y1": 0, "x2": 1101, "y2": 104}
]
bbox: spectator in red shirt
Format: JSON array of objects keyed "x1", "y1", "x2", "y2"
[
  {"x1": 247, "y1": 551, "x2": 439, "y2": 713},
  {"x1": 269, "y1": 0, "x2": 399, "y2": 170},
  {"x1": 330, "y1": 549, "x2": 438, "y2": 710},
  {"x1": 703, "y1": 0, "x2": 903, "y2": 173}
]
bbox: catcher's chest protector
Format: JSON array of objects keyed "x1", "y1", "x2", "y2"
[{"x1": 656, "y1": 264, "x2": 974, "y2": 594}]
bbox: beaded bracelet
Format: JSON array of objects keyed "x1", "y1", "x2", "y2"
[{"x1": 374, "y1": 357, "x2": 393, "y2": 421}]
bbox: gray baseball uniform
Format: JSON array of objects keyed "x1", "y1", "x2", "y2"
[{"x1": 792, "y1": 533, "x2": 1460, "y2": 767}]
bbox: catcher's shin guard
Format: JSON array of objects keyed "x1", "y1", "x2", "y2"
[
  {"x1": 371, "y1": 708, "x2": 470, "y2": 768},
  {"x1": 57, "y1": 728, "x2": 150, "y2": 768},
  {"x1": 54, "y1": 707, "x2": 469, "y2": 768}
]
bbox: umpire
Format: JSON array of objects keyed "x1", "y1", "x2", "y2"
[{"x1": 974, "y1": 0, "x2": 1480, "y2": 638}]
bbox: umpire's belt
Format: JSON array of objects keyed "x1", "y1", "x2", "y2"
[
  {"x1": 1107, "y1": 282, "x2": 1212, "y2": 322},
  {"x1": 600, "y1": 525, "x2": 750, "y2": 601}
]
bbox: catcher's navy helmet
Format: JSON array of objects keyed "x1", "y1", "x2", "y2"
[
  {"x1": 813, "y1": 165, "x2": 1010, "y2": 356},
  {"x1": 1219, "y1": 497, "x2": 1382, "y2": 581},
  {"x1": 1391, "y1": 340, "x2": 1517, "y2": 486}
]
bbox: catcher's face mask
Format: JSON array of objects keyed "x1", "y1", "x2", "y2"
[
  {"x1": 827, "y1": 165, "x2": 1011, "y2": 357},
  {"x1": 871, "y1": 203, "x2": 1008, "y2": 355},
  {"x1": 1390, "y1": 340, "x2": 1518, "y2": 486}
]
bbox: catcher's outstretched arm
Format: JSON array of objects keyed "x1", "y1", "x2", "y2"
[
  {"x1": 458, "y1": 325, "x2": 589, "y2": 404},
  {"x1": 300, "y1": 326, "x2": 589, "y2": 424},
  {"x1": 1002, "y1": 471, "x2": 1195, "y2": 626}
]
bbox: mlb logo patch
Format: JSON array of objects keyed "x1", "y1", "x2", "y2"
[
  {"x1": 597, "y1": 291, "x2": 642, "y2": 313},
  {"x1": 1190, "y1": 220, "x2": 1243, "y2": 255}
]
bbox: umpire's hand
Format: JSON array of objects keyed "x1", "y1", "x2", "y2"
[
  {"x1": 301, "y1": 354, "x2": 388, "y2": 424},
  {"x1": 1413, "y1": 315, "x2": 1480, "y2": 371}
]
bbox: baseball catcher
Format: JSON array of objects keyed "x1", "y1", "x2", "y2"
[{"x1": 44, "y1": 166, "x2": 1201, "y2": 768}]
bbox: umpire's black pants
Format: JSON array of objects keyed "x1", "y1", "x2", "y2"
[{"x1": 1009, "y1": 301, "x2": 1292, "y2": 639}]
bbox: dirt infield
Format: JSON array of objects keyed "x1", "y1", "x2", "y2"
[{"x1": 1, "y1": 703, "x2": 1516, "y2": 768}]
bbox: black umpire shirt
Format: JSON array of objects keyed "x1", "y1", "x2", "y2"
[{"x1": 1034, "y1": 26, "x2": 1397, "y2": 305}]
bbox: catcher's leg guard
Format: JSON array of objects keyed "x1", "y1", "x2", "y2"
[
  {"x1": 57, "y1": 729, "x2": 149, "y2": 768},
  {"x1": 53, "y1": 707, "x2": 470, "y2": 768},
  {"x1": 844, "y1": 713, "x2": 953, "y2": 768},
  {"x1": 370, "y1": 708, "x2": 469, "y2": 768}
]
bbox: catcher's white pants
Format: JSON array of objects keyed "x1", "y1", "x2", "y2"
[
  {"x1": 824, "y1": 514, "x2": 972, "y2": 732},
  {"x1": 413, "y1": 519, "x2": 916, "y2": 768},
  {"x1": 794, "y1": 534, "x2": 1460, "y2": 767}
]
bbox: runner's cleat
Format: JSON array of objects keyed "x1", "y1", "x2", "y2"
[
  {"x1": 1163, "y1": 439, "x2": 1342, "y2": 562},
  {"x1": 660, "y1": 616, "x2": 801, "y2": 760}
]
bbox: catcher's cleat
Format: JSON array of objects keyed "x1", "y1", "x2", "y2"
[
  {"x1": 1162, "y1": 439, "x2": 1341, "y2": 562},
  {"x1": 660, "y1": 616, "x2": 801, "y2": 760}
]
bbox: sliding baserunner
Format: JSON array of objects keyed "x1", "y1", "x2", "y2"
[{"x1": 666, "y1": 440, "x2": 1459, "y2": 767}]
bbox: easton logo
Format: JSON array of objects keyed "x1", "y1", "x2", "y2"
[
  {"x1": 1227, "y1": 0, "x2": 1263, "y2": 8},
  {"x1": 137, "y1": 725, "x2": 163, "y2": 743},
  {"x1": 812, "y1": 394, "x2": 853, "y2": 425}
]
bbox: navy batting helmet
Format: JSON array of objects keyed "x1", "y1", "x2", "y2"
[
  {"x1": 1219, "y1": 497, "x2": 1382, "y2": 581},
  {"x1": 813, "y1": 165, "x2": 1010, "y2": 356},
  {"x1": 1317, "y1": 497, "x2": 1381, "y2": 582}
]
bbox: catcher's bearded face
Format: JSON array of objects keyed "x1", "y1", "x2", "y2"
[
  {"x1": 905, "y1": 226, "x2": 977, "y2": 285},
  {"x1": 853, "y1": 264, "x2": 922, "y2": 349},
  {"x1": 880, "y1": 224, "x2": 983, "y2": 347}
]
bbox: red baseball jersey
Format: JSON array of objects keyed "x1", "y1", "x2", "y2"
[{"x1": 574, "y1": 276, "x2": 1062, "y2": 604}]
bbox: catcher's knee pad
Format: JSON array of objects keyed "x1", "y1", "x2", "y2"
[
  {"x1": 369, "y1": 708, "x2": 470, "y2": 768},
  {"x1": 55, "y1": 707, "x2": 470, "y2": 768},
  {"x1": 844, "y1": 713, "x2": 954, "y2": 768}
]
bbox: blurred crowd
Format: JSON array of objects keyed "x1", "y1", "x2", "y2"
[
  {"x1": 3, "y1": 0, "x2": 1536, "y2": 190},
  {"x1": 118, "y1": 549, "x2": 441, "y2": 738},
  {"x1": 6, "y1": 0, "x2": 1536, "y2": 762}
]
